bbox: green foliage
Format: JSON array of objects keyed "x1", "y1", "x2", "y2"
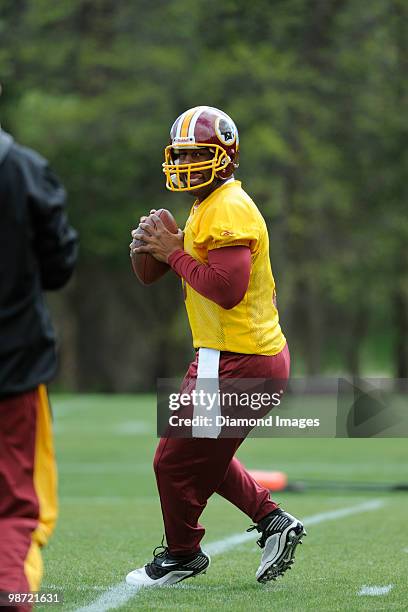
[{"x1": 0, "y1": 0, "x2": 406, "y2": 386}]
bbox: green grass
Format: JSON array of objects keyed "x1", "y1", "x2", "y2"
[{"x1": 37, "y1": 394, "x2": 408, "y2": 611}]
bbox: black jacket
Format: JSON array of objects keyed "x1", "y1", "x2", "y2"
[{"x1": 0, "y1": 130, "x2": 78, "y2": 397}]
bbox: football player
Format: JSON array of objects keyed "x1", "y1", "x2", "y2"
[
  {"x1": 127, "y1": 106, "x2": 305, "y2": 587},
  {"x1": 0, "y1": 122, "x2": 78, "y2": 605}
]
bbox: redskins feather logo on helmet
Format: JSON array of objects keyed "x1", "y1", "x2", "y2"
[{"x1": 163, "y1": 106, "x2": 240, "y2": 192}]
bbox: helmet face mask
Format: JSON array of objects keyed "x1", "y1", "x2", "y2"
[
  {"x1": 163, "y1": 106, "x2": 239, "y2": 192},
  {"x1": 164, "y1": 143, "x2": 231, "y2": 192}
]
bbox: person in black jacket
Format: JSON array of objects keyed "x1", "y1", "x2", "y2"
[{"x1": 0, "y1": 126, "x2": 78, "y2": 607}]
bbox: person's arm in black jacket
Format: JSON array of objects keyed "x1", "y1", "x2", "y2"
[{"x1": 24, "y1": 149, "x2": 79, "y2": 290}]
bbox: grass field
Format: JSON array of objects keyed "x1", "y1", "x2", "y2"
[{"x1": 37, "y1": 394, "x2": 408, "y2": 611}]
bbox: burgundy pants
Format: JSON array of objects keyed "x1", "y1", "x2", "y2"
[
  {"x1": 0, "y1": 387, "x2": 57, "y2": 611},
  {"x1": 154, "y1": 344, "x2": 290, "y2": 555}
]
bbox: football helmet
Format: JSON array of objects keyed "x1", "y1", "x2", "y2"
[{"x1": 163, "y1": 106, "x2": 239, "y2": 192}]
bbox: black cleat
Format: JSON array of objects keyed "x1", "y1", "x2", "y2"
[
  {"x1": 126, "y1": 544, "x2": 210, "y2": 587},
  {"x1": 248, "y1": 508, "x2": 306, "y2": 583}
]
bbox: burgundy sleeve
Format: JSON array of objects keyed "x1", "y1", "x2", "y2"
[{"x1": 168, "y1": 245, "x2": 251, "y2": 310}]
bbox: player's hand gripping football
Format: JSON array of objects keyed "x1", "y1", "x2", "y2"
[{"x1": 131, "y1": 209, "x2": 184, "y2": 263}]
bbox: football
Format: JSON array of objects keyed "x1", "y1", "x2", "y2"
[{"x1": 131, "y1": 208, "x2": 179, "y2": 285}]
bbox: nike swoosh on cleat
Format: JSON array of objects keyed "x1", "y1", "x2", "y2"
[{"x1": 161, "y1": 561, "x2": 179, "y2": 567}]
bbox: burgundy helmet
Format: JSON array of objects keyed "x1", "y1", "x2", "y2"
[{"x1": 163, "y1": 106, "x2": 240, "y2": 191}]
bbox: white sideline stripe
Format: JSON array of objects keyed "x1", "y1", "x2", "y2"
[
  {"x1": 206, "y1": 499, "x2": 384, "y2": 555},
  {"x1": 73, "y1": 499, "x2": 386, "y2": 612},
  {"x1": 358, "y1": 585, "x2": 393, "y2": 596},
  {"x1": 301, "y1": 499, "x2": 384, "y2": 525}
]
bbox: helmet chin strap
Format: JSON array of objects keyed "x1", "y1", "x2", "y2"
[{"x1": 217, "y1": 176, "x2": 235, "y2": 185}]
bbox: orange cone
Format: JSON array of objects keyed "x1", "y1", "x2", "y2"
[{"x1": 249, "y1": 470, "x2": 288, "y2": 491}]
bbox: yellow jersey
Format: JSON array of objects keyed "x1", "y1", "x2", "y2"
[{"x1": 182, "y1": 180, "x2": 286, "y2": 355}]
